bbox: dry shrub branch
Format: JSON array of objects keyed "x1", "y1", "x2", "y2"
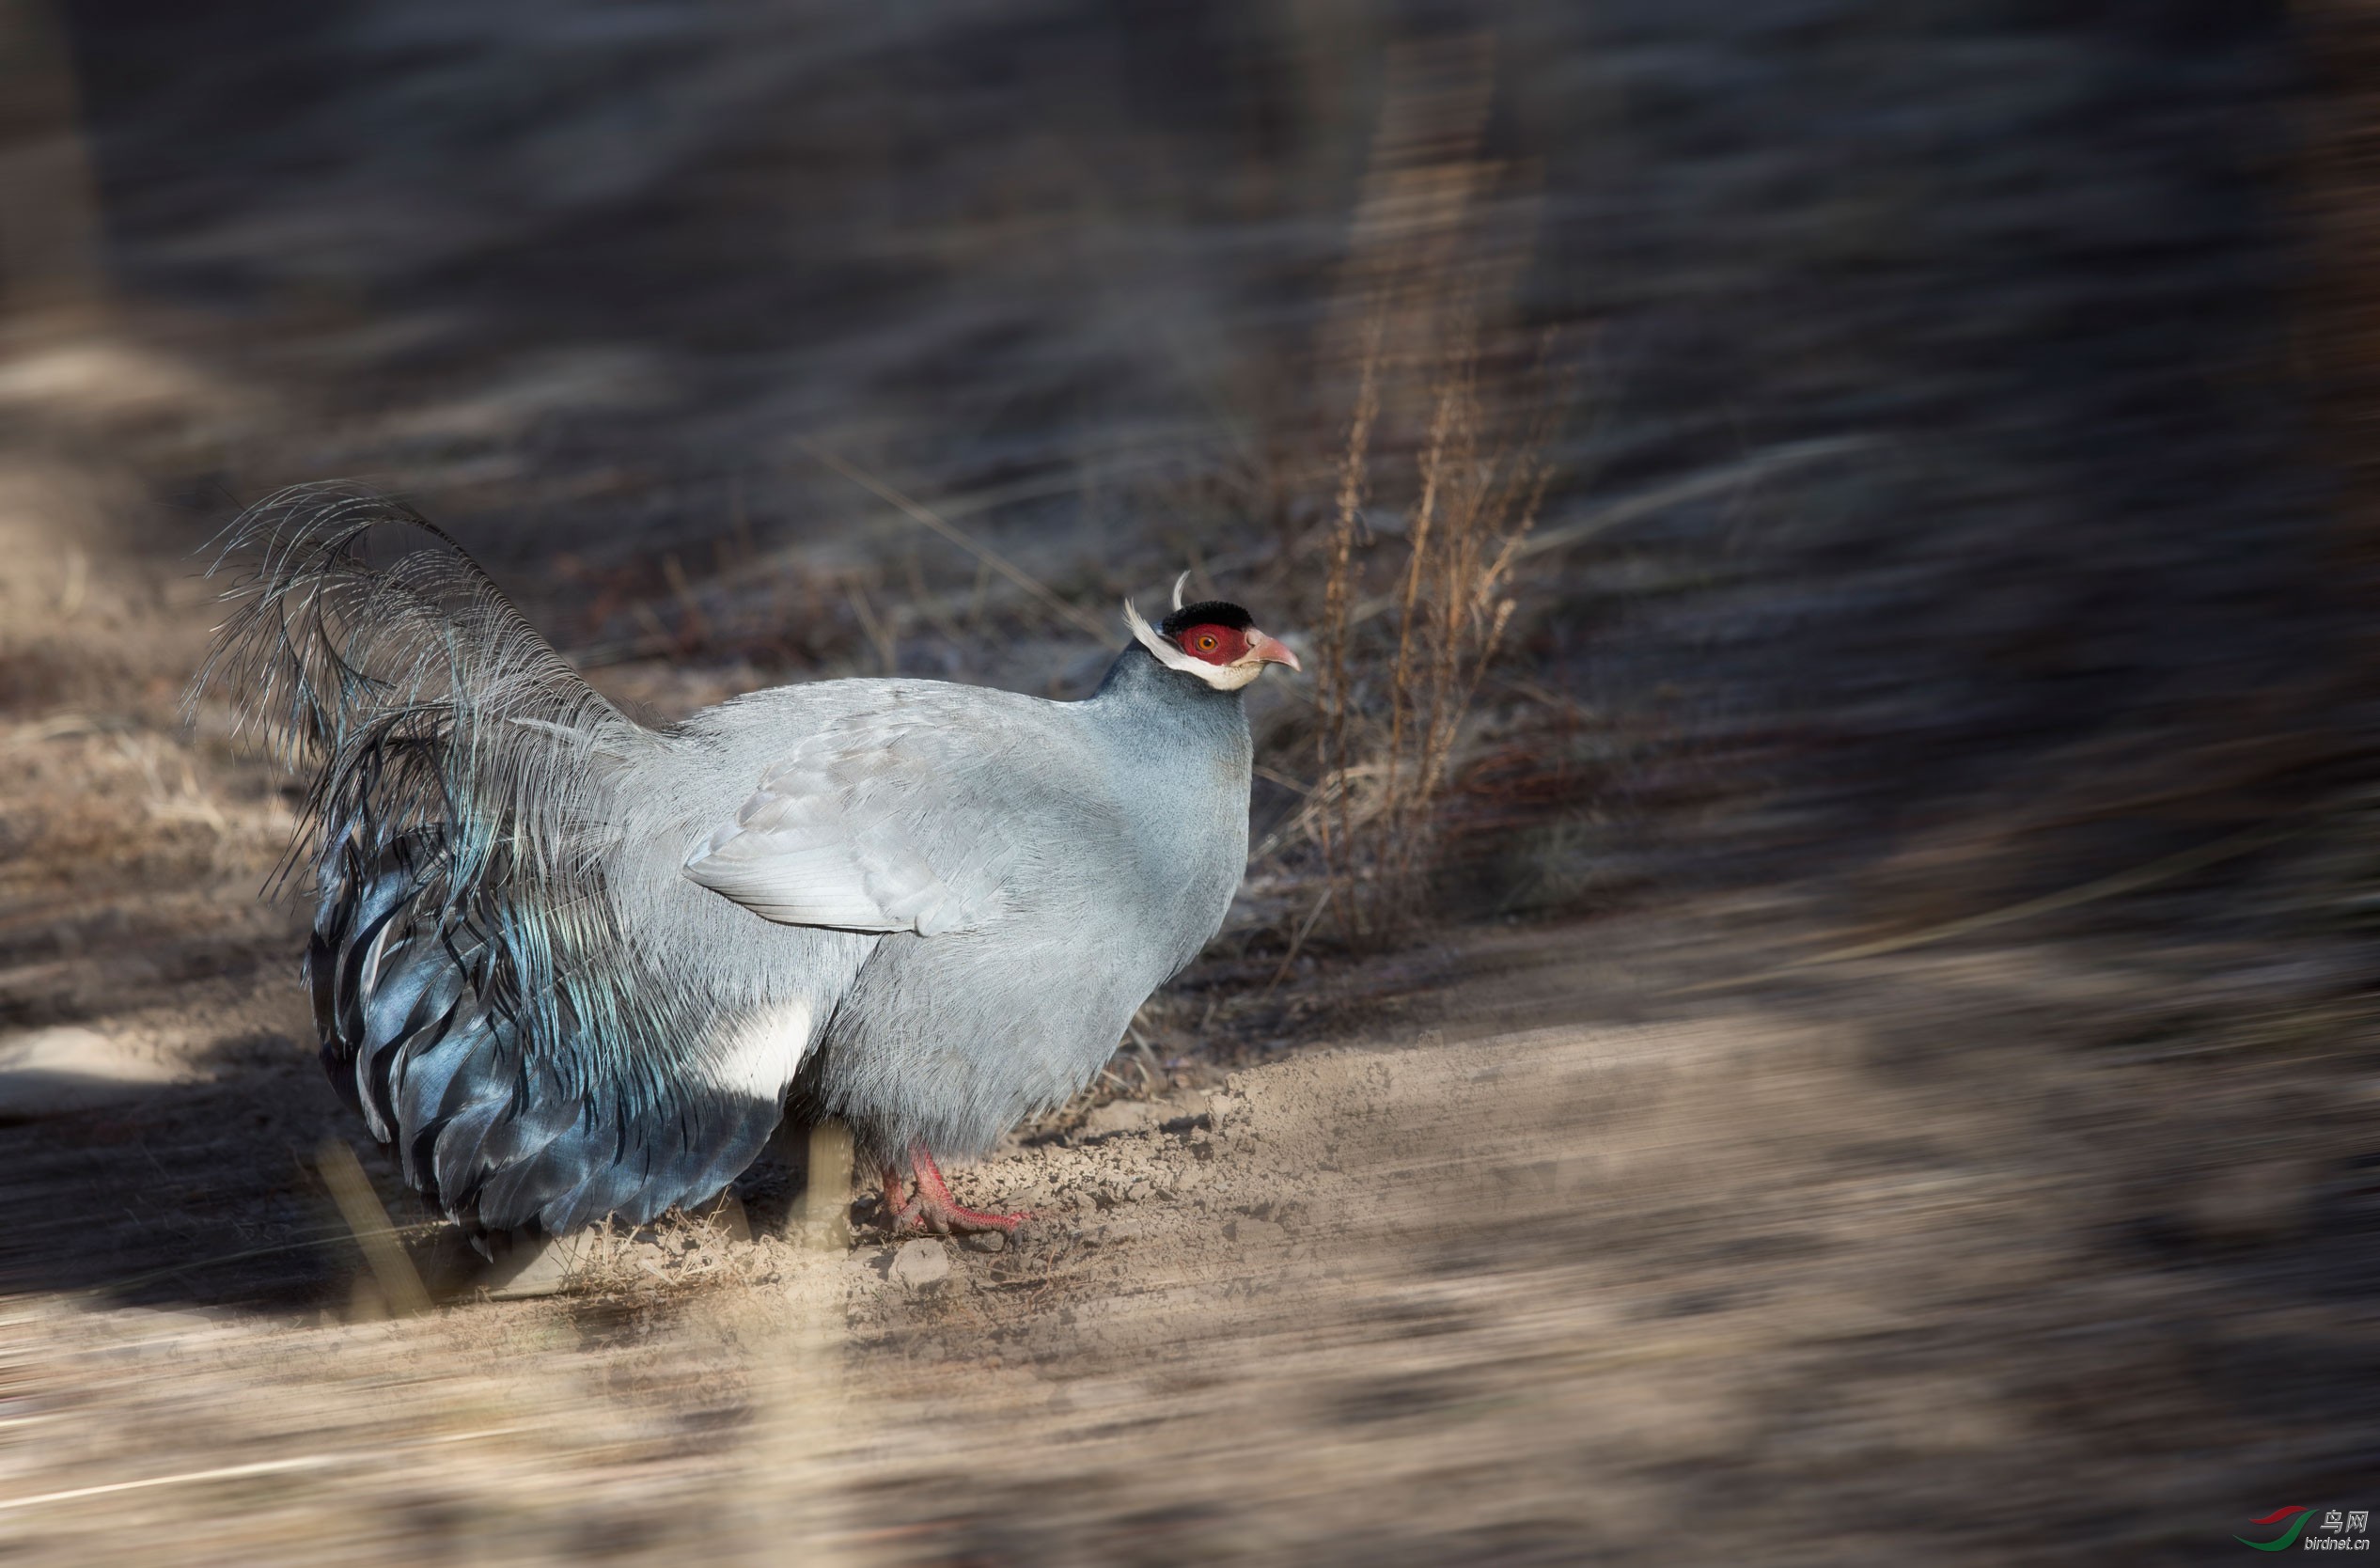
[
  {"x1": 1312, "y1": 313, "x2": 1556, "y2": 944},
  {"x1": 1296, "y1": 39, "x2": 1563, "y2": 946}
]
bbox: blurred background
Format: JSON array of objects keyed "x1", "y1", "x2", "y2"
[{"x1": 2, "y1": 1, "x2": 2377, "y2": 1562}]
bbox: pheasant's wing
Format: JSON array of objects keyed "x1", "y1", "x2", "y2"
[{"x1": 682, "y1": 698, "x2": 1059, "y2": 936}]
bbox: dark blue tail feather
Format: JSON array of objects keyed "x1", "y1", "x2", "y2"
[{"x1": 309, "y1": 823, "x2": 781, "y2": 1238}]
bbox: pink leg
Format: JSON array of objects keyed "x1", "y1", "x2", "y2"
[{"x1": 882, "y1": 1140, "x2": 1028, "y2": 1236}]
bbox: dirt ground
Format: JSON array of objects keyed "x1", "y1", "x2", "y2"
[
  {"x1": 6, "y1": 902, "x2": 2379, "y2": 1568},
  {"x1": 2, "y1": 488, "x2": 2375, "y2": 1565}
]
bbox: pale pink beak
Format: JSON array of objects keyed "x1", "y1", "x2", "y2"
[{"x1": 1247, "y1": 631, "x2": 1301, "y2": 672}]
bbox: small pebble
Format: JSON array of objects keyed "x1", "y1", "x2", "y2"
[{"x1": 888, "y1": 1238, "x2": 950, "y2": 1291}]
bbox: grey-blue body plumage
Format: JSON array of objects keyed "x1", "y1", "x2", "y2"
[{"x1": 197, "y1": 488, "x2": 1253, "y2": 1237}]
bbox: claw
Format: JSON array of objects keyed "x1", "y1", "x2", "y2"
[{"x1": 882, "y1": 1140, "x2": 1028, "y2": 1236}]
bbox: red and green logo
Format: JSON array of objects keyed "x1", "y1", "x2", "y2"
[{"x1": 2238, "y1": 1506, "x2": 2315, "y2": 1552}]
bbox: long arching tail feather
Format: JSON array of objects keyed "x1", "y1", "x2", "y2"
[{"x1": 192, "y1": 485, "x2": 776, "y2": 1239}]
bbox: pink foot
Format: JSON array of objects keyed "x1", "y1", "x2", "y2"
[{"x1": 883, "y1": 1140, "x2": 1028, "y2": 1236}]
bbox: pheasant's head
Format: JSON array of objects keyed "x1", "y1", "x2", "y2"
[{"x1": 1126, "y1": 575, "x2": 1300, "y2": 692}]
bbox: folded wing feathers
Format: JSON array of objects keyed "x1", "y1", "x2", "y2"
[
  {"x1": 682, "y1": 715, "x2": 1009, "y2": 935},
  {"x1": 682, "y1": 836, "x2": 908, "y2": 930}
]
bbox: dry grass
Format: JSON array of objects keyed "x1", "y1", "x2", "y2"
[
  {"x1": 1310, "y1": 320, "x2": 1554, "y2": 944},
  {"x1": 1295, "y1": 45, "x2": 1563, "y2": 946}
]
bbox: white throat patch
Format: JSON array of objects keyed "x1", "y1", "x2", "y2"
[{"x1": 1122, "y1": 599, "x2": 1262, "y2": 691}]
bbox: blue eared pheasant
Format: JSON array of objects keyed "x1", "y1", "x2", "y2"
[{"x1": 196, "y1": 487, "x2": 1298, "y2": 1239}]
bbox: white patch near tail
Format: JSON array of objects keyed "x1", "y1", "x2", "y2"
[{"x1": 705, "y1": 998, "x2": 819, "y2": 1101}]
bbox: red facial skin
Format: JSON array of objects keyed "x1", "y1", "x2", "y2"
[
  {"x1": 1173, "y1": 623, "x2": 1253, "y2": 665},
  {"x1": 1170, "y1": 622, "x2": 1302, "y2": 671}
]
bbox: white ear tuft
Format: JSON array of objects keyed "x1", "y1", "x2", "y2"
[
  {"x1": 1122, "y1": 599, "x2": 1186, "y2": 667},
  {"x1": 1172, "y1": 570, "x2": 1192, "y2": 611}
]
